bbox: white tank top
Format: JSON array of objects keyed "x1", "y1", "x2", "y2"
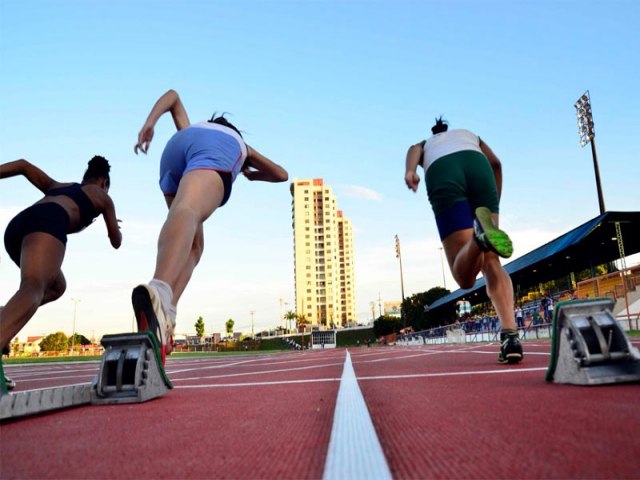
[{"x1": 423, "y1": 129, "x2": 482, "y2": 169}]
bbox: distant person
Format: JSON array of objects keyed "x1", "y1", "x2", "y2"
[
  {"x1": 404, "y1": 117, "x2": 523, "y2": 364},
  {"x1": 132, "y1": 89, "x2": 288, "y2": 363},
  {"x1": 515, "y1": 305, "x2": 524, "y2": 329},
  {"x1": 541, "y1": 294, "x2": 551, "y2": 323},
  {"x1": 0, "y1": 157, "x2": 122, "y2": 388}
]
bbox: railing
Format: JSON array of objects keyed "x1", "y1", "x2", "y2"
[{"x1": 396, "y1": 316, "x2": 633, "y2": 346}]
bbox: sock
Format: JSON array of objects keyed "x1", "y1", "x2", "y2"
[
  {"x1": 168, "y1": 304, "x2": 177, "y2": 326},
  {"x1": 149, "y1": 279, "x2": 173, "y2": 311}
]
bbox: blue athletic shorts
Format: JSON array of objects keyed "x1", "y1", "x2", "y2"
[{"x1": 159, "y1": 125, "x2": 244, "y2": 206}]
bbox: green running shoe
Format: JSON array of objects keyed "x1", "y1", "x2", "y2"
[{"x1": 473, "y1": 207, "x2": 513, "y2": 258}]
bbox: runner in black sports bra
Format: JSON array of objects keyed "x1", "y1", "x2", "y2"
[{"x1": 0, "y1": 156, "x2": 122, "y2": 389}]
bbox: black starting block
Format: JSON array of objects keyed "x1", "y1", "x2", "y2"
[
  {"x1": 545, "y1": 298, "x2": 640, "y2": 385},
  {"x1": 1, "y1": 331, "x2": 172, "y2": 420},
  {"x1": 91, "y1": 331, "x2": 172, "y2": 404}
]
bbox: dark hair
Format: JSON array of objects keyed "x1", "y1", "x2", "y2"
[
  {"x1": 208, "y1": 112, "x2": 243, "y2": 138},
  {"x1": 83, "y1": 155, "x2": 111, "y2": 186},
  {"x1": 431, "y1": 116, "x2": 449, "y2": 135}
]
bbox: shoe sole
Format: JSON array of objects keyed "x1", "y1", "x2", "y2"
[
  {"x1": 132, "y1": 286, "x2": 168, "y2": 364},
  {"x1": 475, "y1": 207, "x2": 513, "y2": 258},
  {"x1": 498, "y1": 354, "x2": 523, "y2": 364}
]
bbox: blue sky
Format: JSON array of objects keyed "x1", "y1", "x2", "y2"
[{"x1": 1, "y1": 0, "x2": 639, "y2": 340}]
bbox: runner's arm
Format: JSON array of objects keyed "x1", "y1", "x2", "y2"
[
  {"x1": 404, "y1": 141, "x2": 424, "y2": 192},
  {"x1": 0, "y1": 159, "x2": 57, "y2": 194},
  {"x1": 242, "y1": 146, "x2": 288, "y2": 183},
  {"x1": 479, "y1": 139, "x2": 502, "y2": 199},
  {"x1": 134, "y1": 89, "x2": 190, "y2": 155},
  {"x1": 100, "y1": 193, "x2": 122, "y2": 249}
]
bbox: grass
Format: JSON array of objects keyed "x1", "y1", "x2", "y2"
[{"x1": 4, "y1": 355, "x2": 101, "y2": 365}]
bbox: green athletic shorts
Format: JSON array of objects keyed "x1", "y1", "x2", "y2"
[{"x1": 425, "y1": 150, "x2": 500, "y2": 239}]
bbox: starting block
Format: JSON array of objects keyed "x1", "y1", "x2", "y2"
[
  {"x1": 91, "y1": 331, "x2": 172, "y2": 404},
  {"x1": 545, "y1": 298, "x2": 640, "y2": 385},
  {"x1": 1, "y1": 331, "x2": 172, "y2": 420}
]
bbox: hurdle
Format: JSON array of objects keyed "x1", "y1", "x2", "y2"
[
  {"x1": 1, "y1": 331, "x2": 172, "y2": 420},
  {"x1": 545, "y1": 298, "x2": 640, "y2": 385}
]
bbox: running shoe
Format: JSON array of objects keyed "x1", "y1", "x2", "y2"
[
  {"x1": 498, "y1": 332, "x2": 524, "y2": 364},
  {"x1": 131, "y1": 284, "x2": 175, "y2": 364},
  {"x1": 473, "y1": 207, "x2": 513, "y2": 258},
  {"x1": 4, "y1": 375, "x2": 16, "y2": 391},
  {"x1": 1, "y1": 344, "x2": 15, "y2": 392}
]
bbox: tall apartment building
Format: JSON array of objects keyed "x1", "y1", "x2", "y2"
[{"x1": 290, "y1": 179, "x2": 356, "y2": 328}]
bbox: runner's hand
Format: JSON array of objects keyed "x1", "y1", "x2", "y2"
[
  {"x1": 405, "y1": 171, "x2": 420, "y2": 192},
  {"x1": 134, "y1": 124, "x2": 155, "y2": 154}
]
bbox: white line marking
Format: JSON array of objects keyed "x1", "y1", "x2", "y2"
[
  {"x1": 358, "y1": 366, "x2": 547, "y2": 381},
  {"x1": 176, "y1": 377, "x2": 340, "y2": 388},
  {"x1": 172, "y1": 361, "x2": 344, "y2": 382},
  {"x1": 323, "y1": 350, "x2": 392, "y2": 480}
]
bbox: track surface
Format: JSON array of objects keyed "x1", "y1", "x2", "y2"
[{"x1": 2, "y1": 340, "x2": 639, "y2": 479}]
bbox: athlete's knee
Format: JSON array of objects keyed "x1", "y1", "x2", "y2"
[
  {"x1": 43, "y1": 276, "x2": 66, "y2": 304},
  {"x1": 453, "y1": 272, "x2": 476, "y2": 290}
]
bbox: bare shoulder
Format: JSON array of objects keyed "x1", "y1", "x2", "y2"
[{"x1": 81, "y1": 184, "x2": 113, "y2": 210}]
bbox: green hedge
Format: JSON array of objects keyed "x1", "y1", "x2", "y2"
[{"x1": 336, "y1": 328, "x2": 374, "y2": 347}]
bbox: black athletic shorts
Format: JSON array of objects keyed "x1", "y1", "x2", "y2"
[{"x1": 4, "y1": 203, "x2": 70, "y2": 266}]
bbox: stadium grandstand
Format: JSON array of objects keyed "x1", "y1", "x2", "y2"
[{"x1": 426, "y1": 211, "x2": 640, "y2": 324}]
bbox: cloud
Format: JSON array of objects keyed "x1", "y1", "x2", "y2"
[{"x1": 336, "y1": 184, "x2": 383, "y2": 202}]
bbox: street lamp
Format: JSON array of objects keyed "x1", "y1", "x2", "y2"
[
  {"x1": 574, "y1": 90, "x2": 605, "y2": 214},
  {"x1": 394, "y1": 235, "x2": 405, "y2": 302},
  {"x1": 70, "y1": 298, "x2": 80, "y2": 355}
]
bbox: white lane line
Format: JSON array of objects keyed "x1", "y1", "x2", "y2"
[
  {"x1": 176, "y1": 377, "x2": 340, "y2": 388},
  {"x1": 171, "y1": 361, "x2": 344, "y2": 382},
  {"x1": 323, "y1": 350, "x2": 392, "y2": 480},
  {"x1": 358, "y1": 366, "x2": 547, "y2": 381}
]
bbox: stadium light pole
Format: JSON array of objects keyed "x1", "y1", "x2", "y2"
[
  {"x1": 438, "y1": 247, "x2": 447, "y2": 289},
  {"x1": 574, "y1": 90, "x2": 605, "y2": 215},
  {"x1": 395, "y1": 235, "x2": 406, "y2": 326}
]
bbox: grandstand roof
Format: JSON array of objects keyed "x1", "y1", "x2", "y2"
[{"x1": 428, "y1": 211, "x2": 640, "y2": 313}]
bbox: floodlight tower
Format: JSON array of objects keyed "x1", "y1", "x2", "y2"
[{"x1": 574, "y1": 91, "x2": 605, "y2": 214}]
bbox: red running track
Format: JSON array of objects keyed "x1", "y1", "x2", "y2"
[{"x1": 1, "y1": 341, "x2": 639, "y2": 479}]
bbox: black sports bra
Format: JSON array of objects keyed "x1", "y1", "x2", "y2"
[{"x1": 47, "y1": 183, "x2": 99, "y2": 227}]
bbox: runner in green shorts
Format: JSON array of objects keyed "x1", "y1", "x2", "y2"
[{"x1": 404, "y1": 117, "x2": 523, "y2": 364}]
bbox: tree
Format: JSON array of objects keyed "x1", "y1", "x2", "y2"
[
  {"x1": 373, "y1": 315, "x2": 403, "y2": 338},
  {"x1": 40, "y1": 332, "x2": 69, "y2": 352},
  {"x1": 402, "y1": 287, "x2": 450, "y2": 331},
  {"x1": 297, "y1": 314, "x2": 310, "y2": 332},
  {"x1": 284, "y1": 310, "x2": 297, "y2": 332},
  {"x1": 68, "y1": 333, "x2": 91, "y2": 347},
  {"x1": 195, "y1": 316, "x2": 205, "y2": 339},
  {"x1": 225, "y1": 318, "x2": 234, "y2": 337}
]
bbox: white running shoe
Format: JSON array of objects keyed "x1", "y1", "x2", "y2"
[{"x1": 131, "y1": 284, "x2": 175, "y2": 364}]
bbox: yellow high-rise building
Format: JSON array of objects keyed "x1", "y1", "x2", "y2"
[{"x1": 290, "y1": 179, "x2": 356, "y2": 328}]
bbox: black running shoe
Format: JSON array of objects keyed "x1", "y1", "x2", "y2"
[{"x1": 498, "y1": 332, "x2": 523, "y2": 364}]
